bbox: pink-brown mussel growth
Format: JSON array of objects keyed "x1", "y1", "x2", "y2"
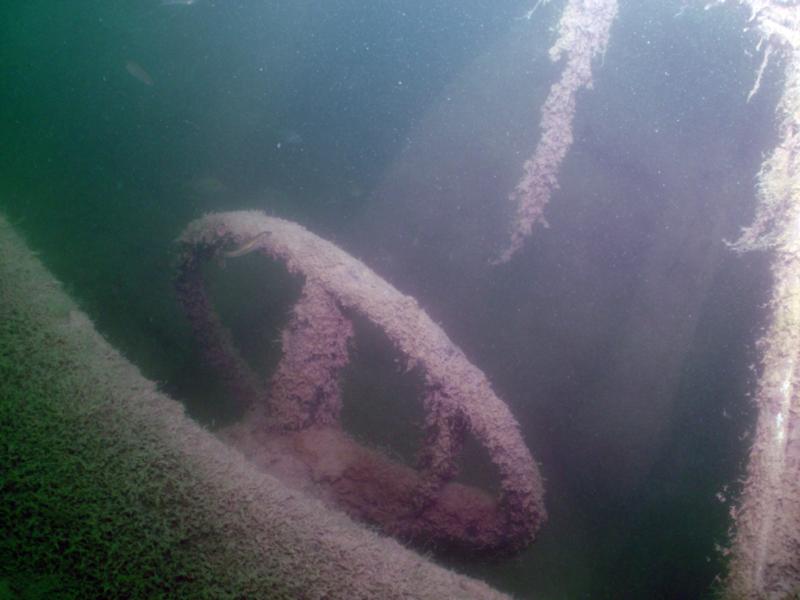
[{"x1": 175, "y1": 210, "x2": 546, "y2": 554}]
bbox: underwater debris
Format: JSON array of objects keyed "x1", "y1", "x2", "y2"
[
  {"x1": 722, "y1": 1, "x2": 800, "y2": 597},
  {"x1": 175, "y1": 210, "x2": 546, "y2": 554},
  {"x1": 496, "y1": 0, "x2": 618, "y2": 263}
]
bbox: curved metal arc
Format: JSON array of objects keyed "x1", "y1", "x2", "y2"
[{"x1": 176, "y1": 210, "x2": 546, "y2": 552}]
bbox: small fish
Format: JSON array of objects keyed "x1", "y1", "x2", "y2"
[
  {"x1": 223, "y1": 231, "x2": 272, "y2": 258},
  {"x1": 125, "y1": 60, "x2": 154, "y2": 86}
]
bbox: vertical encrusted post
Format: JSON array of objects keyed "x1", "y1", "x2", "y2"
[
  {"x1": 268, "y1": 281, "x2": 353, "y2": 430},
  {"x1": 725, "y1": 4, "x2": 800, "y2": 596},
  {"x1": 497, "y1": 0, "x2": 618, "y2": 263},
  {"x1": 175, "y1": 241, "x2": 263, "y2": 410}
]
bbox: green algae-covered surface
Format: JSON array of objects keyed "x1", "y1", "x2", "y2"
[{"x1": 0, "y1": 214, "x2": 507, "y2": 599}]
